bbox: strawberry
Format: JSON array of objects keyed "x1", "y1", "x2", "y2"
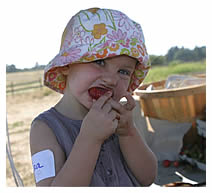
[
  {"x1": 173, "y1": 161, "x2": 180, "y2": 167},
  {"x1": 88, "y1": 87, "x2": 112, "y2": 100},
  {"x1": 163, "y1": 160, "x2": 171, "y2": 167}
]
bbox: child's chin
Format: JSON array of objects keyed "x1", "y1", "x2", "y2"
[
  {"x1": 86, "y1": 103, "x2": 92, "y2": 110},
  {"x1": 82, "y1": 100, "x2": 93, "y2": 110}
]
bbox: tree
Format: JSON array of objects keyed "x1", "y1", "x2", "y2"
[
  {"x1": 193, "y1": 46, "x2": 206, "y2": 61},
  {"x1": 6, "y1": 64, "x2": 18, "y2": 73},
  {"x1": 165, "y1": 46, "x2": 206, "y2": 63},
  {"x1": 174, "y1": 48, "x2": 193, "y2": 61},
  {"x1": 150, "y1": 55, "x2": 166, "y2": 65},
  {"x1": 166, "y1": 46, "x2": 179, "y2": 62}
]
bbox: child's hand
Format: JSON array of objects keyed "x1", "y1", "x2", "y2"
[
  {"x1": 107, "y1": 92, "x2": 136, "y2": 136},
  {"x1": 80, "y1": 92, "x2": 118, "y2": 144}
]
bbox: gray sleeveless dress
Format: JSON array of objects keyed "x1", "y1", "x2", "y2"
[{"x1": 33, "y1": 107, "x2": 141, "y2": 186}]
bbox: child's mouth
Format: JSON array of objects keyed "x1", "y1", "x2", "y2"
[{"x1": 88, "y1": 87, "x2": 113, "y2": 100}]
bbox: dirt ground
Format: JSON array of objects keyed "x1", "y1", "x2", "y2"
[
  {"x1": 6, "y1": 88, "x2": 61, "y2": 186},
  {"x1": 6, "y1": 87, "x2": 206, "y2": 187}
]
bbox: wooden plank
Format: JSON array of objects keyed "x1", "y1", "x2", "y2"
[
  {"x1": 159, "y1": 98, "x2": 172, "y2": 121},
  {"x1": 140, "y1": 99, "x2": 149, "y2": 116},
  {"x1": 151, "y1": 98, "x2": 163, "y2": 119},
  {"x1": 172, "y1": 96, "x2": 184, "y2": 122},
  {"x1": 6, "y1": 79, "x2": 43, "y2": 94},
  {"x1": 186, "y1": 95, "x2": 196, "y2": 118},
  {"x1": 6, "y1": 85, "x2": 43, "y2": 93},
  {"x1": 7, "y1": 80, "x2": 39, "y2": 87},
  {"x1": 169, "y1": 97, "x2": 178, "y2": 121},
  {"x1": 135, "y1": 83, "x2": 206, "y2": 99},
  {"x1": 135, "y1": 78, "x2": 206, "y2": 122},
  {"x1": 181, "y1": 95, "x2": 189, "y2": 121},
  {"x1": 195, "y1": 93, "x2": 206, "y2": 115},
  {"x1": 147, "y1": 99, "x2": 157, "y2": 118}
]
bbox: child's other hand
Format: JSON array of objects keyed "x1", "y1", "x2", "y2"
[
  {"x1": 80, "y1": 91, "x2": 118, "y2": 144},
  {"x1": 107, "y1": 92, "x2": 136, "y2": 136}
]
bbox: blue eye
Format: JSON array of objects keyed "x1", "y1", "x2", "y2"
[
  {"x1": 119, "y1": 69, "x2": 131, "y2": 76},
  {"x1": 95, "y1": 59, "x2": 105, "y2": 66}
]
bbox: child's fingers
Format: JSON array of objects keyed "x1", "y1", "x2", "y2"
[
  {"x1": 115, "y1": 128, "x2": 129, "y2": 136},
  {"x1": 106, "y1": 93, "x2": 135, "y2": 114},
  {"x1": 112, "y1": 119, "x2": 119, "y2": 130},
  {"x1": 92, "y1": 91, "x2": 112, "y2": 109},
  {"x1": 108, "y1": 110, "x2": 120, "y2": 121},
  {"x1": 116, "y1": 113, "x2": 120, "y2": 120},
  {"x1": 107, "y1": 99, "x2": 125, "y2": 114},
  {"x1": 122, "y1": 92, "x2": 136, "y2": 111},
  {"x1": 102, "y1": 102, "x2": 112, "y2": 113},
  {"x1": 108, "y1": 110, "x2": 116, "y2": 120}
]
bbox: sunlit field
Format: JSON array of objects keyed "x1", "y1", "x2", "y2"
[{"x1": 6, "y1": 60, "x2": 206, "y2": 186}]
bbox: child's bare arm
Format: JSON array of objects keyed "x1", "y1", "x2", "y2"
[
  {"x1": 107, "y1": 93, "x2": 157, "y2": 186},
  {"x1": 30, "y1": 92, "x2": 117, "y2": 186},
  {"x1": 50, "y1": 132, "x2": 102, "y2": 186},
  {"x1": 30, "y1": 120, "x2": 102, "y2": 186},
  {"x1": 119, "y1": 127, "x2": 157, "y2": 186},
  {"x1": 30, "y1": 120, "x2": 66, "y2": 186}
]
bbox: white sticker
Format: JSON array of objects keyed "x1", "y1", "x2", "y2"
[{"x1": 32, "y1": 149, "x2": 56, "y2": 183}]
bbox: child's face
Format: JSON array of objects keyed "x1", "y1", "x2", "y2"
[{"x1": 65, "y1": 55, "x2": 137, "y2": 109}]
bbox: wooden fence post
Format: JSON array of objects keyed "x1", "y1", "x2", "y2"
[
  {"x1": 7, "y1": 78, "x2": 43, "y2": 95},
  {"x1": 11, "y1": 82, "x2": 14, "y2": 96},
  {"x1": 39, "y1": 78, "x2": 42, "y2": 90}
]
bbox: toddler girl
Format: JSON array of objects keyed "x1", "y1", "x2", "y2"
[{"x1": 30, "y1": 7, "x2": 157, "y2": 187}]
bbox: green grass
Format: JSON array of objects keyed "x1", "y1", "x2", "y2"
[
  {"x1": 11, "y1": 121, "x2": 24, "y2": 128},
  {"x1": 143, "y1": 60, "x2": 206, "y2": 83},
  {"x1": 6, "y1": 61, "x2": 206, "y2": 90}
]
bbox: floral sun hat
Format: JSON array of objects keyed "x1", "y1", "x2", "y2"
[{"x1": 44, "y1": 7, "x2": 151, "y2": 94}]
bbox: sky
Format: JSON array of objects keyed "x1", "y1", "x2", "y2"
[{"x1": 1, "y1": 0, "x2": 209, "y2": 69}]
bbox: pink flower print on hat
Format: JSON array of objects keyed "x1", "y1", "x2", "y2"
[
  {"x1": 44, "y1": 8, "x2": 151, "y2": 94},
  {"x1": 59, "y1": 47, "x2": 82, "y2": 65},
  {"x1": 112, "y1": 10, "x2": 135, "y2": 31},
  {"x1": 73, "y1": 26, "x2": 86, "y2": 45},
  {"x1": 107, "y1": 29, "x2": 127, "y2": 42}
]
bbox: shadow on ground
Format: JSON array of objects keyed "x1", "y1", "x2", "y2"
[{"x1": 154, "y1": 161, "x2": 206, "y2": 186}]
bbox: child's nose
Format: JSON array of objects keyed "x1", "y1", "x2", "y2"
[{"x1": 101, "y1": 72, "x2": 118, "y2": 87}]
